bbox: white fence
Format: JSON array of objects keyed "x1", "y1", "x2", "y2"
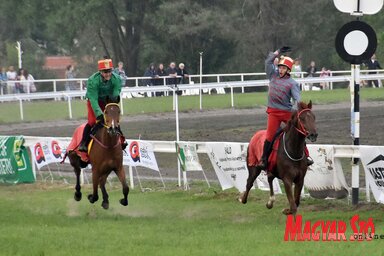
[
  {"x1": 1, "y1": 70, "x2": 384, "y2": 121},
  {"x1": 21, "y1": 135, "x2": 379, "y2": 203}
]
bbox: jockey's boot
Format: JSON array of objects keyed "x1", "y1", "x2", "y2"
[
  {"x1": 116, "y1": 126, "x2": 128, "y2": 150},
  {"x1": 257, "y1": 140, "x2": 272, "y2": 170},
  {"x1": 78, "y1": 124, "x2": 92, "y2": 152},
  {"x1": 307, "y1": 156, "x2": 314, "y2": 166}
]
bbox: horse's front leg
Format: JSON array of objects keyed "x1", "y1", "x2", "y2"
[
  {"x1": 282, "y1": 177, "x2": 297, "y2": 215},
  {"x1": 294, "y1": 179, "x2": 304, "y2": 208},
  {"x1": 99, "y1": 175, "x2": 109, "y2": 209},
  {"x1": 266, "y1": 174, "x2": 275, "y2": 209},
  {"x1": 115, "y1": 166, "x2": 129, "y2": 206},
  {"x1": 88, "y1": 170, "x2": 99, "y2": 204},
  {"x1": 239, "y1": 165, "x2": 261, "y2": 204}
]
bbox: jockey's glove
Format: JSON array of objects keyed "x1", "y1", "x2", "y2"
[{"x1": 279, "y1": 46, "x2": 291, "y2": 54}]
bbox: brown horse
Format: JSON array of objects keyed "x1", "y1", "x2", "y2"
[
  {"x1": 67, "y1": 103, "x2": 129, "y2": 209},
  {"x1": 239, "y1": 101, "x2": 317, "y2": 215}
]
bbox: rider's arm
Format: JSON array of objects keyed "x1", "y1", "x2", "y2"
[
  {"x1": 265, "y1": 50, "x2": 279, "y2": 80},
  {"x1": 87, "y1": 77, "x2": 103, "y2": 117}
]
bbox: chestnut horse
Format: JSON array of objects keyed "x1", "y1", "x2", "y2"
[
  {"x1": 239, "y1": 101, "x2": 317, "y2": 215},
  {"x1": 67, "y1": 103, "x2": 128, "y2": 209}
]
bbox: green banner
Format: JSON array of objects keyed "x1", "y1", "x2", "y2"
[{"x1": 0, "y1": 136, "x2": 35, "y2": 184}]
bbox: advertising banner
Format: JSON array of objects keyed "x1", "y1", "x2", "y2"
[
  {"x1": 360, "y1": 146, "x2": 384, "y2": 204},
  {"x1": 305, "y1": 145, "x2": 349, "y2": 199},
  {"x1": 123, "y1": 140, "x2": 159, "y2": 171},
  {"x1": 176, "y1": 142, "x2": 203, "y2": 171},
  {"x1": 0, "y1": 136, "x2": 34, "y2": 183}
]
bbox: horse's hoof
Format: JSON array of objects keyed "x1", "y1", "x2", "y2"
[
  {"x1": 74, "y1": 192, "x2": 82, "y2": 201},
  {"x1": 266, "y1": 202, "x2": 273, "y2": 209},
  {"x1": 120, "y1": 198, "x2": 128, "y2": 206},
  {"x1": 238, "y1": 197, "x2": 246, "y2": 204},
  {"x1": 282, "y1": 208, "x2": 292, "y2": 215},
  {"x1": 102, "y1": 201, "x2": 109, "y2": 210},
  {"x1": 88, "y1": 194, "x2": 98, "y2": 204}
]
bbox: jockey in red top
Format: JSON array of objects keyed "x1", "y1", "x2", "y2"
[{"x1": 257, "y1": 47, "x2": 313, "y2": 170}]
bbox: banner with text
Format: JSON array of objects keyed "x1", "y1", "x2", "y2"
[
  {"x1": 0, "y1": 136, "x2": 34, "y2": 183},
  {"x1": 176, "y1": 142, "x2": 203, "y2": 171},
  {"x1": 31, "y1": 139, "x2": 68, "y2": 169},
  {"x1": 123, "y1": 140, "x2": 159, "y2": 172},
  {"x1": 360, "y1": 146, "x2": 384, "y2": 204},
  {"x1": 305, "y1": 145, "x2": 349, "y2": 199}
]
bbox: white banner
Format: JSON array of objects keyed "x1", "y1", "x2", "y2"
[
  {"x1": 305, "y1": 145, "x2": 349, "y2": 199},
  {"x1": 31, "y1": 139, "x2": 68, "y2": 169},
  {"x1": 206, "y1": 142, "x2": 281, "y2": 193},
  {"x1": 360, "y1": 146, "x2": 384, "y2": 204},
  {"x1": 176, "y1": 142, "x2": 203, "y2": 171},
  {"x1": 123, "y1": 140, "x2": 159, "y2": 172}
]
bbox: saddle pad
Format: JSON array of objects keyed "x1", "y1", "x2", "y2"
[
  {"x1": 247, "y1": 130, "x2": 281, "y2": 172},
  {"x1": 67, "y1": 123, "x2": 89, "y2": 163}
]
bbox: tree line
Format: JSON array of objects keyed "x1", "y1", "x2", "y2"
[{"x1": 0, "y1": 0, "x2": 383, "y2": 79}]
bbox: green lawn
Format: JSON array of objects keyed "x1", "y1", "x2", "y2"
[
  {"x1": 0, "y1": 183, "x2": 383, "y2": 256},
  {"x1": 1, "y1": 88, "x2": 383, "y2": 124}
]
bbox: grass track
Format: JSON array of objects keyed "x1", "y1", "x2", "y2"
[{"x1": 1, "y1": 183, "x2": 383, "y2": 255}]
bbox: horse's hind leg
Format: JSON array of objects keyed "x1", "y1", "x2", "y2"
[
  {"x1": 88, "y1": 171, "x2": 99, "y2": 204},
  {"x1": 68, "y1": 152, "x2": 82, "y2": 201},
  {"x1": 99, "y1": 175, "x2": 109, "y2": 210},
  {"x1": 266, "y1": 175, "x2": 275, "y2": 209},
  {"x1": 282, "y1": 177, "x2": 296, "y2": 215},
  {"x1": 239, "y1": 165, "x2": 261, "y2": 204},
  {"x1": 115, "y1": 166, "x2": 129, "y2": 206}
]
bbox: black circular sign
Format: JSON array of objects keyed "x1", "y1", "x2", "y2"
[{"x1": 335, "y1": 20, "x2": 377, "y2": 64}]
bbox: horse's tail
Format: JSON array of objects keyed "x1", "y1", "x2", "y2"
[
  {"x1": 246, "y1": 145, "x2": 250, "y2": 166},
  {"x1": 60, "y1": 151, "x2": 68, "y2": 164}
]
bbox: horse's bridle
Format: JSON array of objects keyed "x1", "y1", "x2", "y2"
[{"x1": 295, "y1": 108, "x2": 311, "y2": 136}]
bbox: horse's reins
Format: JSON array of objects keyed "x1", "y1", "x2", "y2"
[
  {"x1": 283, "y1": 108, "x2": 311, "y2": 161},
  {"x1": 91, "y1": 103, "x2": 121, "y2": 149}
]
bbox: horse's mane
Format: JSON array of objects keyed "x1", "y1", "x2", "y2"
[{"x1": 284, "y1": 101, "x2": 310, "y2": 132}]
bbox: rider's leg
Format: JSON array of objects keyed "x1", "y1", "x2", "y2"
[
  {"x1": 78, "y1": 124, "x2": 92, "y2": 152},
  {"x1": 304, "y1": 143, "x2": 314, "y2": 166},
  {"x1": 116, "y1": 126, "x2": 128, "y2": 150},
  {"x1": 258, "y1": 140, "x2": 272, "y2": 170}
]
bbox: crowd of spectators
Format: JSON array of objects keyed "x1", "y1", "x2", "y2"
[{"x1": 0, "y1": 65, "x2": 36, "y2": 94}]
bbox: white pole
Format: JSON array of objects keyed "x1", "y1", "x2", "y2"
[
  {"x1": 67, "y1": 96, "x2": 73, "y2": 119},
  {"x1": 129, "y1": 166, "x2": 134, "y2": 189},
  {"x1": 199, "y1": 52, "x2": 203, "y2": 110},
  {"x1": 175, "y1": 89, "x2": 182, "y2": 187},
  {"x1": 19, "y1": 99, "x2": 24, "y2": 120},
  {"x1": 15, "y1": 41, "x2": 22, "y2": 69}
]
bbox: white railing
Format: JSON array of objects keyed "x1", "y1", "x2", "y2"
[{"x1": 1, "y1": 71, "x2": 384, "y2": 121}]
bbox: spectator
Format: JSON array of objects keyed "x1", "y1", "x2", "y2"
[
  {"x1": 291, "y1": 58, "x2": 302, "y2": 79},
  {"x1": 319, "y1": 67, "x2": 331, "y2": 90},
  {"x1": 305, "y1": 60, "x2": 317, "y2": 90},
  {"x1": 177, "y1": 63, "x2": 189, "y2": 84},
  {"x1": 114, "y1": 61, "x2": 128, "y2": 87},
  {"x1": 20, "y1": 69, "x2": 36, "y2": 93},
  {"x1": 6, "y1": 66, "x2": 17, "y2": 94},
  {"x1": 0, "y1": 67, "x2": 7, "y2": 95},
  {"x1": 155, "y1": 63, "x2": 166, "y2": 96},
  {"x1": 65, "y1": 65, "x2": 77, "y2": 91},
  {"x1": 166, "y1": 62, "x2": 178, "y2": 86},
  {"x1": 143, "y1": 63, "x2": 158, "y2": 97},
  {"x1": 365, "y1": 54, "x2": 382, "y2": 88},
  {"x1": 15, "y1": 68, "x2": 24, "y2": 93}
]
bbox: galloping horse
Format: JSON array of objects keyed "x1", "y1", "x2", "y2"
[
  {"x1": 67, "y1": 102, "x2": 129, "y2": 209},
  {"x1": 239, "y1": 101, "x2": 317, "y2": 215}
]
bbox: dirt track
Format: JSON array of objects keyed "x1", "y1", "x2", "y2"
[{"x1": 1, "y1": 101, "x2": 384, "y2": 146}]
